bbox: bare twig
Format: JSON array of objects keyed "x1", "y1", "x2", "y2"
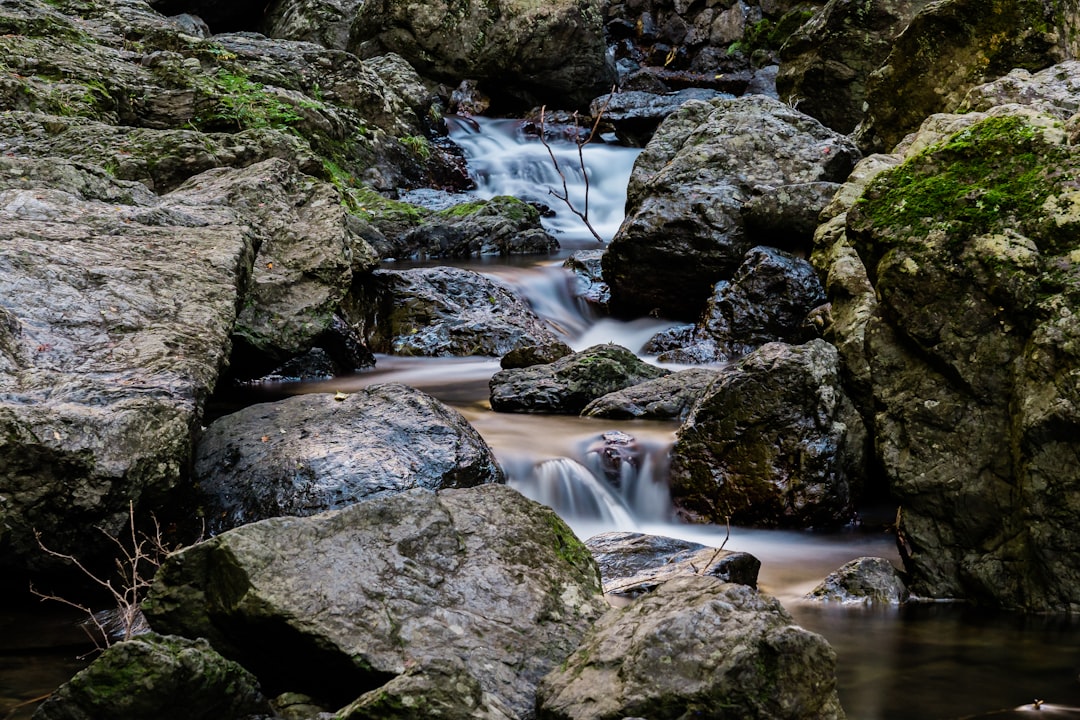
[
  {"x1": 2, "y1": 692, "x2": 53, "y2": 720},
  {"x1": 695, "y1": 514, "x2": 732, "y2": 576},
  {"x1": 537, "y1": 86, "x2": 617, "y2": 244}
]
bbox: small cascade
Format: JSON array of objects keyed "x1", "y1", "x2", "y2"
[
  {"x1": 446, "y1": 116, "x2": 641, "y2": 243},
  {"x1": 528, "y1": 458, "x2": 636, "y2": 526}
]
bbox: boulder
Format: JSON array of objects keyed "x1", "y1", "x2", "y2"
[
  {"x1": 144, "y1": 485, "x2": 608, "y2": 716},
  {"x1": 348, "y1": 0, "x2": 615, "y2": 108},
  {"x1": 563, "y1": 250, "x2": 609, "y2": 308},
  {"x1": 535, "y1": 576, "x2": 845, "y2": 720},
  {"x1": 586, "y1": 532, "x2": 761, "y2": 600},
  {"x1": 581, "y1": 368, "x2": 721, "y2": 420},
  {"x1": 645, "y1": 246, "x2": 826, "y2": 363},
  {"x1": 263, "y1": 0, "x2": 362, "y2": 49},
  {"x1": 842, "y1": 106, "x2": 1080, "y2": 609},
  {"x1": 668, "y1": 340, "x2": 866, "y2": 528},
  {"x1": 603, "y1": 95, "x2": 858, "y2": 320},
  {"x1": 194, "y1": 384, "x2": 504, "y2": 534},
  {"x1": 806, "y1": 557, "x2": 910, "y2": 604},
  {"x1": 0, "y1": 157, "x2": 252, "y2": 577},
  {"x1": 589, "y1": 88, "x2": 732, "y2": 146},
  {"x1": 31, "y1": 633, "x2": 268, "y2": 720},
  {"x1": 489, "y1": 344, "x2": 671, "y2": 414},
  {"x1": 395, "y1": 196, "x2": 559, "y2": 260},
  {"x1": 777, "y1": 0, "x2": 934, "y2": 134},
  {"x1": 501, "y1": 341, "x2": 575, "y2": 369},
  {"x1": 352, "y1": 266, "x2": 563, "y2": 356},
  {"x1": 956, "y1": 60, "x2": 1080, "y2": 119},
  {"x1": 857, "y1": 0, "x2": 1080, "y2": 152}
]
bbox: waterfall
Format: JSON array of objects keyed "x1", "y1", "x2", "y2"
[{"x1": 446, "y1": 116, "x2": 642, "y2": 244}]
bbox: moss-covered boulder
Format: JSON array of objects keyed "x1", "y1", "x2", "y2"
[
  {"x1": 144, "y1": 485, "x2": 608, "y2": 717},
  {"x1": 857, "y1": 0, "x2": 1080, "y2": 152},
  {"x1": 842, "y1": 107, "x2": 1080, "y2": 609},
  {"x1": 668, "y1": 340, "x2": 866, "y2": 528},
  {"x1": 489, "y1": 344, "x2": 671, "y2": 414},
  {"x1": 536, "y1": 576, "x2": 845, "y2": 720},
  {"x1": 31, "y1": 633, "x2": 268, "y2": 720}
]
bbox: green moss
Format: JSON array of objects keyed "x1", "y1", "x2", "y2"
[
  {"x1": 342, "y1": 185, "x2": 428, "y2": 226},
  {"x1": 399, "y1": 134, "x2": 431, "y2": 160},
  {"x1": 856, "y1": 116, "x2": 1074, "y2": 244},
  {"x1": 544, "y1": 511, "x2": 594, "y2": 572},
  {"x1": 191, "y1": 68, "x2": 320, "y2": 132}
]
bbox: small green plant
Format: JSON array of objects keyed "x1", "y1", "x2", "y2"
[
  {"x1": 194, "y1": 69, "x2": 309, "y2": 131},
  {"x1": 400, "y1": 134, "x2": 431, "y2": 160}
]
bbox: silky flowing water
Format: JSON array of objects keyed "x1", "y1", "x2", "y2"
[{"x1": 4, "y1": 118, "x2": 1080, "y2": 720}]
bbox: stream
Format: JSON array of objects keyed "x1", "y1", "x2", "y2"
[{"x1": 4, "y1": 118, "x2": 1080, "y2": 720}]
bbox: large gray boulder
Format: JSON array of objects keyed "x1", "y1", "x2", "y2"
[
  {"x1": 856, "y1": 0, "x2": 1080, "y2": 152},
  {"x1": 839, "y1": 105, "x2": 1080, "y2": 609},
  {"x1": 351, "y1": 266, "x2": 563, "y2": 357},
  {"x1": 489, "y1": 344, "x2": 671, "y2": 414},
  {"x1": 144, "y1": 485, "x2": 608, "y2": 718},
  {"x1": 31, "y1": 633, "x2": 268, "y2": 720},
  {"x1": 348, "y1": 0, "x2": 615, "y2": 108},
  {"x1": 194, "y1": 384, "x2": 504, "y2": 534},
  {"x1": 536, "y1": 576, "x2": 845, "y2": 720},
  {"x1": 603, "y1": 95, "x2": 858, "y2": 320},
  {"x1": 586, "y1": 532, "x2": 760, "y2": 600},
  {"x1": 777, "y1": 0, "x2": 934, "y2": 134},
  {"x1": 580, "y1": 368, "x2": 721, "y2": 420},
  {"x1": 668, "y1": 340, "x2": 866, "y2": 528},
  {"x1": 0, "y1": 157, "x2": 252, "y2": 576},
  {"x1": 644, "y1": 245, "x2": 826, "y2": 363}
]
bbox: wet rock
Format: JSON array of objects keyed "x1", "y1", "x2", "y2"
[
  {"x1": 857, "y1": 0, "x2": 1080, "y2": 152},
  {"x1": 806, "y1": 557, "x2": 910, "y2": 604},
  {"x1": 262, "y1": 0, "x2": 362, "y2": 49},
  {"x1": 349, "y1": 0, "x2": 615, "y2": 109},
  {"x1": 145, "y1": 485, "x2": 608, "y2": 717},
  {"x1": 589, "y1": 88, "x2": 732, "y2": 146},
  {"x1": 841, "y1": 106, "x2": 1080, "y2": 610},
  {"x1": 396, "y1": 196, "x2": 559, "y2": 260},
  {"x1": 501, "y1": 341, "x2": 575, "y2": 369},
  {"x1": 777, "y1": 0, "x2": 933, "y2": 135},
  {"x1": 194, "y1": 384, "x2": 503, "y2": 534},
  {"x1": 353, "y1": 266, "x2": 562, "y2": 357},
  {"x1": 0, "y1": 157, "x2": 251, "y2": 577},
  {"x1": 31, "y1": 633, "x2": 268, "y2": 720},
  {"x1": 337, "y1": 657, "x2": 515, "y2": 720},
  {"x1": 583, "y1": 431, "x2": 642, "y2": 489},
  {"x1": 581, "y1": 368, "x2": 721, "y2": 420},
  {"x1": 489, "y1": 344, "x2": 671, "y2": 414},
  {"x1": 536, "y1": 576, "x2": 845, "y2": 720},
  {"x1": 563, "y1": 249, "x2": 609, "y2": 308},
  {"x1": 586, "y1": 531, "x2": 761, "y2": 599},
  {"x1": 646, "y1": 246, "x2": 827, "y2": 363},
  {"x1": 669, "y1": 340, "x2": 866, "y2": 528},
  {"x1": 603, "y1": 95, "x2": 858, "y2": 320}
]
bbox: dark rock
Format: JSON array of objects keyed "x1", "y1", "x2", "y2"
[
  {"x1": 669, "y1": 340, "x2": 866, "y2": 528},
  {"x1": 777, "y1": 0, "x2": 934, "y2": 135},
  {"x1": 649, "y1": 246, "x2": 827, "y2": 363},
  {"x1": 536, "y1": 576, "x2": 845, "y2": 720},
  {"x1": 583, "y1": 430, "x2": 642, "y2": 489},
  {"x1": 396, "y1": 196, "x2": 559, "y2": 260},
  {"x1": 581, "y1": 368, "x2": 721, "y2": 420},
  {"x1": 857, "y1": 0, "x2": 1080, "y2": 152},
  {"x1": 145, "y1": 485, "x2": 608, "y2": 716},
  {"x1": 806, "y1": 557, "x2": 910, "y2": 604},
  {"x1": 586, "y1": 531, "x2": 761, "y2": 599},
  {"x1": 349, "y1": 0, "x2": 616, "y2": 109},
  {"x1": 589, "y1": 88, "x2": 732, "y2": 146},
  {"x1": 501, "y1": 341, "x2": 575, "y2": 369},
  {"x1": 262, "y1": 0, "x2": 361, "y2": 49},
  {"x1": 563, "y1": 249, "x2": 610, "y2": 308},
  {"x1": 353, "y1": 266, "x2": 563, "y2": 357},
  {"x1": 489, "y1": 344, "x2": 671, "y2": 414},
  {"x1": 603, "y1": 95, "x2": 858, "y2": 320},
  {"x1": 194, "y1": 384, "x2": 504, "y2": 534},
  {"x1": 31, "y1": 633, "x2": 268, "y2": 720}
]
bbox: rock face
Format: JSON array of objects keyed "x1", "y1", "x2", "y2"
[
  {"x1": 777, "y1": 0, "x2": 934, "y2": 134},
  {"x1": 841, "y1": 106, "x2": 1080, "y2": 610},
  {"x1": 395, "y1": 197, "x2": 559, "y2": 260},
  {"x1": 857, "y1": 0, "x2": 1080, "y2": 152},
  {"x1": 194, "y1": 385, "x2": 503, "y2": 534},
  {"x1": 603, "y1": 95, "x2": 859, "y2": 320},
  {"x1": 349, "y1": 0, "x2": 615, "y2": 108},
  {"x1": 0, "y1": 156, "x2": 252, "y2": 577},
  {"x1": 489, "y1": 344, "x2": 671, "y2": 414},
  {"x1": 31, "y1": 634, "x2": 268, "y2": 720},
  {"x1": 644, "y1": 246, "x2": 826, "y2": 363},
  {"x1": 536, "y1": 576, "x2": 845, "y2": 720},
  {"x1": 581, "y1": 368, "x2": 720, "y2": 420},
  {"x1": 806, "y1": 557, "x2": 910, "y2": 604},
  {"x1": 586, "y1": 532, "x2": 761, "y2": 600},
  {"x1": 144, "y1": 485, "x2": 608, "y2": 717},
  {"x1": 353, "y1": 266, "x2": 562, "y2": 356},
  {"x1": 668, "y1": 340, "x2": 865, "y2": 528}
]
